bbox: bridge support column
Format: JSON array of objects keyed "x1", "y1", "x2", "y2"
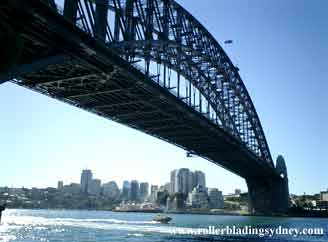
[{"x1": 246, "y1": 155, "x2": 289, "y2": 215}]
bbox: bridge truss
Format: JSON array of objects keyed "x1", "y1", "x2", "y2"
[
  {"x1": 0, "y1": 0, "x2": 275, "y2": 175},
  {"x1": 54, "y1": 0, "x2": 273, "y2": 163}
]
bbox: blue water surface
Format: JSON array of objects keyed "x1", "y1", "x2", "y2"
[{"x1": 0, "y1": 209, "x2": 327, "y2": 242}]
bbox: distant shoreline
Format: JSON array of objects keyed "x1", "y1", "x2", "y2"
[
  {"x1": 4, "y1": 207, "x2": 245, "y2": 216},
  {"x1": 166, "y1": 210, "x2": 249, "y2": 216},
  {"x1": 112, "y1": 208, "x2": 164, "y2": 213},
  {"x1": 4, "y1": 207, "x2": 328, "y2": 218}
]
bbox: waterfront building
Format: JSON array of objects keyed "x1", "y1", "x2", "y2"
[
  {"x1": 80, "y1": 169, "x2": 93, "y2": 194},
  {"x1": 139, "y1": 182, "x2": 149, "y2": 201},
  {"x1": 320, "y1": 190, "x2": 328, "y2": 201},
  {"x1": 122, "y1": 181, "x2": 130, "y2": 200},
  {"x1": 208, "y1": 188, "x2": 224, "y2": 209},
  {"x1": 103, "y1": 181, "x2": 120, "y2": 199},
  {"x1": 316, "y1": 200, "x2": 328, "y2": 210},
  {"x1": 57, "y1": 181, "x2": 63, "y2": 190},
  {"x1": 166, "y1": 193, "x2": 186, "y2": 211},
  {"x1": 156, "y1": 190, "x2": 169, "y2": 207},
  {"x1": 130, "y1": 180, "x2": 139, "y2": 201},
  {"x1": 88, "y1": 179, "x2": 101, "y2": 196},
  {"x1": 187, "y1": 185, "x2": 209, "y2": 209}
]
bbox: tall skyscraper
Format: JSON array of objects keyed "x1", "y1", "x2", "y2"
[
  {"x1": 171, "y1": 168, "x2": 193, "y2": 195},
  {"x1": 194, "y1": 171, "x2": 206, "y2": 188},
  {"x1": 139, "y1": 182, "x2": 149, "y2": 201},
  {"x1": 122, "y1": 181, "x2": 130, "y2": 200},
  {"x1": 178, "y1": 168, "x2": 192, "y2": 194},
  {"x1": 170, "y1": 170, "x2": 178, "y2": 194},
  {"x1": 188, "y1": 172, "x2": 194, "y2": 192},
  {"x1": 130, "y1": 180, "x2": 139, "y2": 201},
  {"x1": 80, "y1": 169, "x2": 93, "y2": 194},
  {"x1": 170, "y1": 169, "x2": 206, "y2": 195}
]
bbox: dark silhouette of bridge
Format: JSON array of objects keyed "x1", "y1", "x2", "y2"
[{"x1": 0, "y1": 0, "x2": 289, "y2": 214}]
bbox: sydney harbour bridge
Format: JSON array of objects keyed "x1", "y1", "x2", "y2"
[{"x1": 0, "y1": 0, "x2": 289, "y2": 214}]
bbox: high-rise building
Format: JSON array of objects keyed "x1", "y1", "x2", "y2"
[
  {"x1": 171, "y1": 169, "x2": 203, "y2": 195},
  {"x1": 208, "y1": 188, "x2": 224, "y2": 209},
  {"x1": 130, "y1": 180, "x2": 139, "y2": 201},
  {"x1": 170, "y1": 170, "x2": 178, "y2": 194},
  {"x1": 57, "y1": 181, "x2": 64, "y2": 190},
  {"x1": 188, "y1": 172, "x2": 194, "y2": 192},
  {"x1": 103, "y1": 181, "x2": 120, "y2": 199},
  {"x1": 176, "y1": 168, "x2": 192, "y2": 195},
  {"x1": 139, "y1": 182, "x2": 149, "y2": 201},
  {"x1": 150, "y1": 185, "x2": 159, "y2": 202},
  {"x1": 122, "y1": 181, "x2": 130, "y2": 200},
  {"x1": 194, "y1": 171, "x2": 206, "y2": 188},
  {"x1": 170, "y1": 168, "x2": 193, "y2": 195},
  {"x1": 88, "y1": 179, "x2": 101, "y2": 196},
  {"x1": 80, "y1": 169, "x2": 93, "y2": 194}
]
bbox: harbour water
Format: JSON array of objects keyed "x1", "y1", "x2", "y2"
[{"x1": 0, "y1": 209, "x2": 327, "y2": 242}]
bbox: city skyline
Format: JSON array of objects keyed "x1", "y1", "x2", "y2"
[
  {"x1": 0, "y1": 167, "x2": 240, "y2": 195},
  {"x1": 4, "y1": 166, "x2": 326, "y2": 197},
  {"x1": 0, "y1": 0, "x2": 326, "y2": 195},
  {"x1": 59, "y1": 168, "x2": 231, "y2": 195}
]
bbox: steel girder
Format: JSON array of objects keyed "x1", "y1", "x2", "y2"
[{"x1": 54, "y1": 0, "x2": 273, "y2": 165}]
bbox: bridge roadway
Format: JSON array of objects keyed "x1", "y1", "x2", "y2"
[{"x1": 0, "y1": 0, "x2": 289, "y2": 214}]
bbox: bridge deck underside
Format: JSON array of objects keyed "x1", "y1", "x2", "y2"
[
  {"x1": 18, "y1": 58, "x2": 270, "y2": 179},
  {"x1": 2, "y1": 0, "x2": 276, "y2": 180}
]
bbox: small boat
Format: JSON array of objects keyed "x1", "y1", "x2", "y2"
[{"x1": 153, "y1": 214, "x2": 172, "y2": 224}]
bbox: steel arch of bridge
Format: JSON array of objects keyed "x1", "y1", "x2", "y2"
[
  {"x1": 40, "y1": 0, "x2": 273, "y2": 166},
  {"x1": 44, "y1": 0, "x2": 273, "y2": 166}
]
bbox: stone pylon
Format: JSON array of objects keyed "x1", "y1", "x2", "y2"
[{"x1": 247, "y1": 155, "x2": 290, "y2": 215}]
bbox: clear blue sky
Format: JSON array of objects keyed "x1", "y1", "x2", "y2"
[{"x1": 0, "y1": 0, "x2": 327, "y2": 195}]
